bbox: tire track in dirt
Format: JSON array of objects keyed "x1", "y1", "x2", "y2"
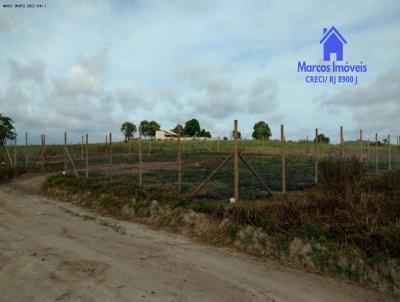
[{"x1": 0, "y1": 175, "x2": 396, "y2": 302}]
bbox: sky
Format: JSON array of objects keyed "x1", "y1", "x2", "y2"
[{"x1": 0, "y1": 0, "x2": 399, "y2": 144}]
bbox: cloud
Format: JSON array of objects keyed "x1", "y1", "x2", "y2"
[
  {"x1": 246, "y1": 78, "x2": 278, "y2": 113},
  {"x1": 52, "y1": 51, "x2": 107, "y2": 96},
  {"x1": 321, "y1": 68, "x2": 400, "y2": 133},
  {"x1": 0, "y1": 11, "x2": 18, "y2": 33},
  {"x1": 1, "y1": 1, "x2": 400, "y2": 140},
  {"x1": 8, "y1": 59, "x2": 46, "y2": 84},
  {"x1": 177, "y1": 64, "x2": 241, "y2": 118},
  {"x1": 176, "y1": 64, "x2": 279, "y2": 119},
  {"x1": 112, "y1": 85, "x2": 152, "y2": 110}
]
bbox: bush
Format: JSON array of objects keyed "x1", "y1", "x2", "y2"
[
  {"x1": 319, "y1": 157, "x2": 362, "y2": 193},
  {"x1": 362, "y1": 170, "x2": 400, "y2": 195},
  {"x1": 0, "y1": 166, "x2": 27, "y2": 182}
]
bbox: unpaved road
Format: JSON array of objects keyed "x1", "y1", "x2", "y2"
[{"x1": 0, "y1": 176, "x2": 395, "y2": 302}]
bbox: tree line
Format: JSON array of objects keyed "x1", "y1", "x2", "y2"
[
  {"x1": 121, "y1": 118, "x2": 212, "y2": 141},
  {"x1": 0, "y1": 113, "x2": 333, "y2": 144}
]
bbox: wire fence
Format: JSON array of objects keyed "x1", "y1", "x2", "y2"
[{"x1": 1, "y1": 122, "x2": 400, "y2": 201}]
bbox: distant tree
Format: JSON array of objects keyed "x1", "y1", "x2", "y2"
[
  {"x1": 0, "y1": 113, "x2": 16, "y2": 146},
  {"x1": 223, "y1": 136, "x2": 228, "y2": 141},
  {"x1": 140, "y1": 120, "x2": 160, "y2": 138},
  {"x1": 120, "y1": 122, "x2": 137, "y2": 141},
  {"x1": 148, "y1": 121, "x2": 161, "y2": 137},
  {"x1": 313, "y1": 133, "x2": 330, "y2": 144},
  {"x1": 231, "y1": 130, "x2": 242, "y2": 140},
  {"x1": 172, "y1": 124, "x2": 183, "y2": 134},
  {"x1": 139, "y1": 120, "x2": 149, "y2": 137},
  {"x1": 198, "y1": 129, "x2": 211, "y2": 138},
  {"x1": 252, "y1": 121, "x2": 271, "y2": 140},
  {"x1": 184, "y1": 119, "x2": 201, "y2": 137}
]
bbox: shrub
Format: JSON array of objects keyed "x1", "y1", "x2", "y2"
[
  {"x1": 0, "y1": 166, "x2": 27, "y2": 182},
  {"x1": 319, "y1": 157, "x2": 362, "y2": 194}
]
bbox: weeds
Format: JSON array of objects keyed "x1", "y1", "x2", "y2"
[
  {"x1": 0, "y1": 166, "x2": 27, "y2": 182},
  {"x1": 43, "y1": 158, "x2": 400, "y2": 261},
  {"x1": 226, "y1": 224, "x2": 239, "y2": 240}
]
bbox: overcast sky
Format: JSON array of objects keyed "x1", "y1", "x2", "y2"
[{"x1": 0, "y1": 0, "x2": 399, "y2": 144}]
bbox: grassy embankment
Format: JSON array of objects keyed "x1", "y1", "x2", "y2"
[{"x1": 43, "y1": 157, "x2": 400, "y2": 293}]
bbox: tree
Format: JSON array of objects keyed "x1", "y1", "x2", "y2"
[
  {"x1": 139, "y1": 120, "x2": 150, "y2": 137},
  {"x1": 252, "y1": 121, "x2": 271, "y2": 140},
  {"x1": 120, "y1": 122, "x2": 137, "y2": 141},
  {"x1": 139, "y1": 120, "x2": 160, "y2": 138},
  {"x1": 148, "y1": 121, "x2": 161, "y2": 137},
  {"x1": 231, "y1": 130, "x2": 242, "y2": 139},
  {"x1": 0, "y1": 113, "x2": 16, "y2": 146},
  {"x1": 172, "y1": 124, "x2": 183, "y2": 134},
  {"x1": 198, "y1": 129, "x2": 211, "y2": 138},
  {"x1": 313, "y1": 133, "x2": 330, "y2": 144},
  {"x1": 223, "y1": 136, "x2": 228, "y2": 140},
  {"x1": 183, "y1": 119, "x2": 201, "y2": 137}
]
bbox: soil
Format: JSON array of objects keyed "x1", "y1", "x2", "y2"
[{"x1": 0, "y1": 174, "x2": 395, "y2": 302}]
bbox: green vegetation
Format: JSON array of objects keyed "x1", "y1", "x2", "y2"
[
  {"x1": 252, "y1": 121, "x2": 272, "y2": 140},
  {"x1": 0, "y1": 113, "x2": 16, "y2": 146},
  {"x1": 314, "y1": 133, "x2": 330, "y2": 144},
  {"x1": 0, "y1": 166, "x2": 27, "y2": 183},
  {"x1": 120, "y1": 122, "x2": 137, "y2": 141},
  {"x1": 43, "y1": 159, "x2": 400, "y2": 262},
  {"x1": 140, "y1": 120, "x2": 161, "y2": 138},
  {"x1": 183, "y1": 118, "x2": 211, "y2": 138}
]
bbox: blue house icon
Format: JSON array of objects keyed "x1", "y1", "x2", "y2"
[{"x1": 320, "y1": 26, "x2": 347, "y2": 61}]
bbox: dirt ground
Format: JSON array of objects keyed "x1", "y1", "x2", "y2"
[{"x1": 0, "y1": 175, "x2": 396, "y2": 302}]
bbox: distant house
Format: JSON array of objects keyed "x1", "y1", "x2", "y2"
[
  {"x1": 320, "y1": 26, "x2": 347, "y2": 61},
  {"x1": 155, "y1": 130, "x2": 178, "y2": 140}
]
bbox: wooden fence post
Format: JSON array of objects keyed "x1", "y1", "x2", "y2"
[
  {"x1": 43, "y1": 133, "x2": 46, "y2": 166},
  {"x1": 367, "y1": 138, "x2": 370, "y2": 160},
  {"x1": 41, "y1": 134, "x2": 45, "y2": 170},
  {"x1": 177, "y1": 129, "x2": 182, "y2": 192},
  {"x1": 14, "y1": 135, "x2": 17, "y2": 166},
  {"x1": 85, "y1": 133, "x2": 89, "y2": 179},
  {"x1": 340, "y1": 126, "x2": 344, "y2": 159},
  {"x1": 375, "y1": 133, "x2": 378, "y2": 172},
  {"x1": 139, "y1": 127, "x2": 143, "y2": 187},
  {"x1": 314, "y1": 128, "x2": 319, "y2": 184},
  {"x1": 3, "y1": 143, "x2": 13, "y2": 165},
  {"x1": 64, "y1": 132, "x2": 67, "y2": 172},
  {"x1": 233, "y1": 120, "x2": 239, "y2": 202},
  {"x1": 25, "y1": 131, "x2": 28, "y2": 167},
  {"x1": 105, "y1": 134, "x2": 108, "y2": 159},
  {"x1": 398, "y1": 135, "x2": 400, "y2": 161},
  {"x1": 109, "y1": 132, "x2": 113, "y2": 180},
  {"x1": 81, "y1": 135, "x2": 84, "y2": 160},
  {"x1": 64, "y1": 146, "x2": 79, "y2": 178},
  {"x1": 388, "y1": 134, "x2": 391, "y2": 171},
  {"x1": 281, "y1": 124, "x2": 286, "y2": 192}
]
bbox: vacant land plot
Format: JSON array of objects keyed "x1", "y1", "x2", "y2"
[{"x1": 0, "y1": 175, "x2": 395, "y2": 302}]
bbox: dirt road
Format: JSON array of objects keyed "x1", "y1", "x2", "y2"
[{"x1": 0, "y1": 176, "x2": 395, "y2": 302}]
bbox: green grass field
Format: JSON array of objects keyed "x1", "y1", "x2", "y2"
[{"x1": 1, "y1": 139, "x2": 400, "y2": 199}]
